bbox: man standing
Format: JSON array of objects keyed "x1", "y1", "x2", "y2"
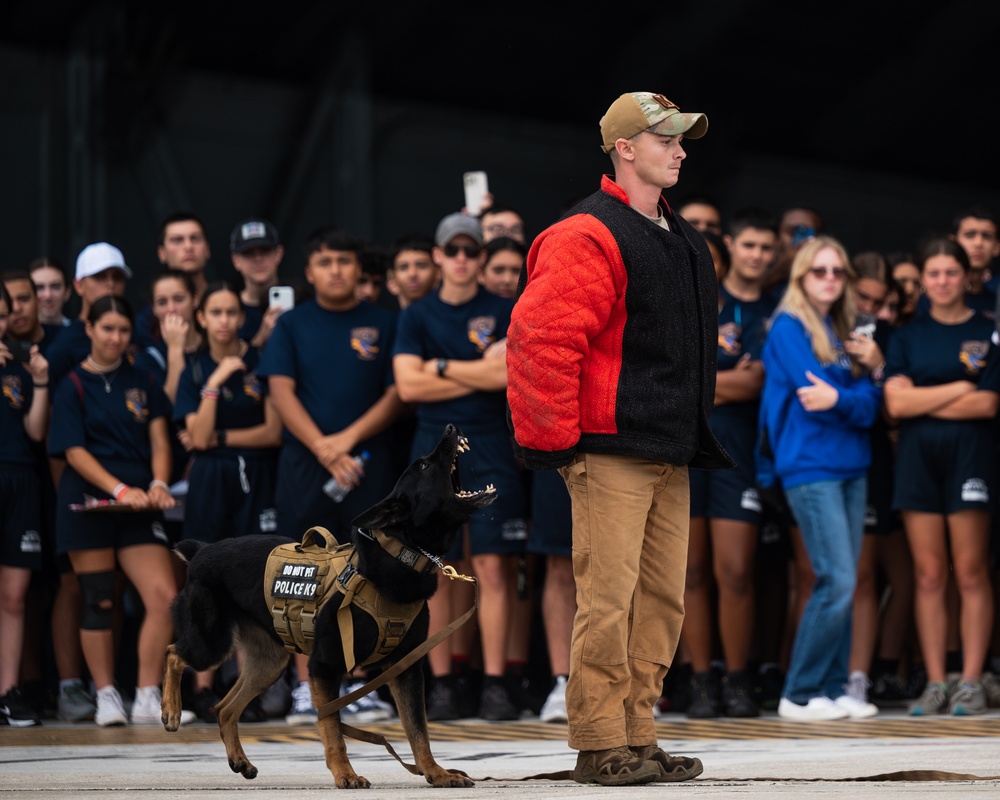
[
  {"x1": 229, "y1": 217, "x2": 285, "y2": 348},
  {"x1": 507, "y1": 91, "x2": 731, "y2": 786}
]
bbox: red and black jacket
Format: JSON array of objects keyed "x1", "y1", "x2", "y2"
[{"x1": 507, "y1": 176, "x2": 732, "y2": 472}]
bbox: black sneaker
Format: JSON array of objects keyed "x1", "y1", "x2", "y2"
[
  {"x1": 426, "y1": 678, "x2": 459, "y2": 721},
  {"x1": 686, "y1": 670, "x2": 721, "y2": 719},
  {"x1": 453, "y1": 666, "x2": 481, "y2": 718},
  {"x1": 478, "y1": 681, "x2": 519, "y2": 721},
  {"x1": 755, "y1": 665, "x2": 784, "y2": 711},
  {"x1": 506, "y1": 673, "x2": 545, "y2": 717},
  {"x1": 240, "y1": 695, "x2": 268, "y2": 723},
  {"x1": 1, "y1": 687, "x2": 41, "y2": 727},
  {"x1": 870, "y1": 672, "x2": 909, "y2": 707},
  {"x1": 722, "y1": 670, "x2": 760, "y2": 717},
  {"x1": 190, "y1": 687, "x2": 219, "y2": 723},
  {"x1": 664, "y1": 662, "x2": 693, "y2": 713}
]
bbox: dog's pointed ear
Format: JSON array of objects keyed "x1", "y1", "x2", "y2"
[{"x1": 352, "y1": 495, "x2": 410, "y2": 530}]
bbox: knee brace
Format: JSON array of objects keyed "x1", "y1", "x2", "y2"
[{"x1": 78, "y1": 570, "x2": 116, "y2": 630}]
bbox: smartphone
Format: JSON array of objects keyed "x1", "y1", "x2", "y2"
[
  {"x1": 791, "y1": 224, "x2": 816, "y2": 247},
  {"x1": 463, "y1": 171, "x2": 489, "y2": 216},
  {"x1": 9, "y1": 339, "x2": 34, "y2": 362},
  {"x1": 268, "y1": 285, "x2": 295, "y2": 312},
  {"x1": 853, "y1": 313, "x2": 877, "y2": 339}
]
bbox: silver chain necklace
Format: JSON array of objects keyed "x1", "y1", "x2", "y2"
[{"x1": 87, "y1": 355, "x2": 123, "y2": 393}]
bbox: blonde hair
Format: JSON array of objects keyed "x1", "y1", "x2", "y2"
[{"x1": 774, "y1": 235, "x2": 861, "y2": 376}]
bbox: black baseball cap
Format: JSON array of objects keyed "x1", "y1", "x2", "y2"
[{"x1": 230, "y1": 218, "x2": 281, "y2": 253}]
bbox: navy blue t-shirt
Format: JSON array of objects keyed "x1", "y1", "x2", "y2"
[
  {"x1": 1, "y1": 359, "x2": 38, "y2": 465},
  {"x1": 257, "y1": 299, "x2": 396, "y2": 446},
  {"x1": 133, "y1": 340, "x2": 200, "y2": 389},
  {"x1": 885, "y1": 311, "x2": 1000, "y2": 431},
  {"x1": 174, "y1": 346, "x2": 274, "y2": 458},
  {"x1": 393, "y1": 288, "x2": 513, "y2": 430},
  {"x1": 713, "y1": 286, "x2": 775, "y2": 424},
  {"x1": 238, "y1": 302, "x2": 264, "y2": 343},
  {"x1": 49, "y1": 362, "x2": 171, "y2": 463}
]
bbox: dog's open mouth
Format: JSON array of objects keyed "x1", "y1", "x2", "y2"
[{"x1": 451, "y1": 435, "x2": 497, "y2": 503}]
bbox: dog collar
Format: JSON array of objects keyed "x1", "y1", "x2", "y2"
[{"x1": 357, "y1": 527, "x2": 438, "y2": 575}]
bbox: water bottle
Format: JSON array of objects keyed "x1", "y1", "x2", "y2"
[{"x1": 322, "y1": 451, "x2": 370, "y2": 502}]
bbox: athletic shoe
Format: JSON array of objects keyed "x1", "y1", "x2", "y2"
[
  {"x1": 908, "y1": 681, "x2": 950, "y2": 716},
  {"x1": 629, "y1": 744, "x2": 704, "y2": 782},
  {"x1": 189, "y1": 687, "x2": 219, "y2": 723},
  {"x1": 980, "y1": 672, "x2": 1000, "y2": 708},
  {"x1": 949, "y1": 682, "x2": 987, "y2": 716},
  {"x1": 845, "y1": 671, "x2": 871, "y2": 703},
  {"x1": 425, "y1": 678, "x2": 458, "y2": 721},
  {"x1": 260, "y1": 674, "x2": 292, "y2": 718},
  {"x1": 870, "y1": 672, "x2": 909, "y2": 706},
  {"x1": 573, "y1": 746, "x2": 660, "y2": 786},
  {"x1": 285, "y1": 681, "x2": 318, "y2": 725},
  {"x1": 777, "y1": 696, "x2": 849, "y2": 721},
  {"x1": 686, "y1": 670, "x2": 721, "y2": 719},
  {"x1": 833, "y1": 694, "x2": 878, "y2": 718},
  {"x1": 95, "y1": 686, "x2": 128, "y2": 727},
  {"x1": 0, "y1": 687, "x2": 41, "y2": 727},
  {"x1": 722, "y1": 670, "x2": 759, "y2": 718},
  {"x1": 339, "y1": 680, "x2": 393, "y2": 723},
  {"x1": 57, "y1": 681, "x2": 96, "y2": 722},
  {"x1": 478, "y1": 681, "x2": 518, "y2": 721},
  {"x1": 539, "y1": 675, "x2": 568, "y2": 723}
]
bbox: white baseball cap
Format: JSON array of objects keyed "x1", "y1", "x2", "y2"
[{"x1": 75, "y1": 242, "x2": 133, "y2": 280}]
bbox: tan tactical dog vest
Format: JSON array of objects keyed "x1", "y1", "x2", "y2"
[{"x1": 264, "y1": 526, "x2": 433, "y2": 672}]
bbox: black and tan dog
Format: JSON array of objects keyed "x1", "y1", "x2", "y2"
[{"x1": 161, "y1": 424, "x2": 496, "y2": 789}]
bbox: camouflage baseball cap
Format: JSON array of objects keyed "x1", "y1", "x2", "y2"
[{"x1": 599, "y1": 92, "x2": 708, "y2": 153}]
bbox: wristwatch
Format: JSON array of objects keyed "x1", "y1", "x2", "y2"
[{"x1": 436, "y1": 358, "x2": 448, "y2": 378}]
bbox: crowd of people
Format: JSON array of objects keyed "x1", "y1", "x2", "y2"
[{"x1": 3, "y1": 149, "x2": 1000, "y2": 751}]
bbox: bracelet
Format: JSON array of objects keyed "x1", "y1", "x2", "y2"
[
  {"x1": 149, "y1": 480, "x2": 170, "y2": 493},
  {"x1": 216, "y1": 429, "x2": 227, "y2": 447},
  {"x1": 200, "y1": 386, "x2": 220, "y2": 400},
  {"x1": 33, "y1": 382, "x2": 49, "y2": 388},
  {"x1": 112, "y1": 483, "x2": 130, "y2": 502}
]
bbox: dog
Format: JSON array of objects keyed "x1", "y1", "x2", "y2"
[{"x1": 161, "y1": 424, "x2": 497, "y2": 789}]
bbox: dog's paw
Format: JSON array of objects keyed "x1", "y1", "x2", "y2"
[
  {"x1": 334, "y1": 773, "x2": 371, "y2": 789},
  {"x1": 425, "y1": 769, "x2": 475, "y2": 788},
  {"x1": 228, "y1": 758, "x2": 258, "y2": 780},
  {"x1": 162, "y1": 712, "x2": 181, "y2": 733}
]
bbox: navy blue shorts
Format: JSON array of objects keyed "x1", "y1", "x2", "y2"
[
  {"x1": 865, "y1": 426, "x2": 898, "y2": 534},
  {"x1": 894, "y1": 420, "x2": 996, "y2": 515},
  {"x1": 55, "y1": 462, "x2": 170, "y2": 555},
  {"x1": 274, "y1": 440, "x2": 396, "y2": 543},
  {"x1": 410, "y1": 423, "x2": 527, "y2": 559},
  {"x1": 689, "y1": 417, "x2": 762, "y2": 524},
  {"x1": 1, "y1": 464, "x2": 43, "y2": 569},
  {"x1": 182, "y1": 452, "x2": 279, "y2": 543},
  {"x1": 527, "y1": 468, "x2": 572, "y2": 557}
]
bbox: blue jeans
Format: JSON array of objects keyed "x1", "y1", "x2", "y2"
[{"x1": 783, "y1": 476, "x2": 867, "y2": 704}]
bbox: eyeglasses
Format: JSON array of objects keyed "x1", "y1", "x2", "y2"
[
  {"x1": 443, "y1": 243, "x2": 482, "y2": 259},
  {"x1": 484, "y1": 224, "x2": 525, "y2": 239},
  {"x1": 807, "y1": 266, "x2": 847, "y2": 279}
]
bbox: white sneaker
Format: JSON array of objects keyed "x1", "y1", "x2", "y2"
[
  {"x1": 539, "y1": 676, "x2": 568, "y2": 723},
  {"x1": 833, "y1": 693, "x2": 879, "y2": 719},
  {"x1": 777, "y1": 696, "x2": 849, "y2": 721},
  {"x1": 340, "y1": 680, "x2": 393, "y2": 723},
  {"x1": 286, "y1": 681, "x2": 318, "y2": 725},
  {"x1": 131, "y1": 686, "x2": 195, "y2": 725},
  {"x1": 95, "y1": 686, "x2": 128, "y2": 727}
]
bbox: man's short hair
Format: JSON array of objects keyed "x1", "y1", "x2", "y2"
[
  {"x1": 159, "y1": 211, "x2": 207, "y2": 244},
  {"x1": 727, "y1": 207, "x2": 778, "y2": 239},
  {"x1": 951, "y1": 205, "x2": 998, "y2": 235},
  {"x1": 387, "y1": 233, "x2": 435, "y2": 267},
  {"x1": 303, "y1": 225, "x2": 363, "y2": 259}
]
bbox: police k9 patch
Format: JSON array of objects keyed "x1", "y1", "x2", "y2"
[{"x1": 272, "y1": 563, "x2": 320, "y2": 599}]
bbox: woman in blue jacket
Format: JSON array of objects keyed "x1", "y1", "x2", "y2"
[{"x1": 760, "y1": 236, "x2": 882, "y2": 721}]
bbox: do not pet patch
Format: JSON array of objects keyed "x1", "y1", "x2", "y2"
[{"x1": 271, "y1": 563, "x2": 319, "y2": 599}]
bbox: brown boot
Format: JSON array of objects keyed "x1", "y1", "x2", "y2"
[
  {"x1": 573, "y1": 746, "x2": 660, "y2": 786},
  {"x1": 630, "y1": 744, "x2": 704, "y2": 782}
]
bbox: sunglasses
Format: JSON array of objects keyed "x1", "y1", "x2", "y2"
[
  {"x1": 807, "y1": 266, "x2": 847, "y2": 279},
  {"x1": 443, "y1": 243, "x2": 483, "y2": 259}
]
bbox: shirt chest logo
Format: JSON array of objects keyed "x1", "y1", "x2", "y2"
[
  {"x1": 3, "y1": 375, "x2": 25, "y2": 409},
  {"x1": 125, "y1": 388, "x2": 150, "y2": 422},
  {"x1": 718, "y1": 322, "x2": 742, "y2": 357},
  {"x1": 350, "y1": 327, "x2": 380, "y2": 361},
  {"x1": 467, "y1": 316, "x2": 497, "y2": 352},
  {"x1": 960, "y1": 340, "x2": 989, "y2": 376}
]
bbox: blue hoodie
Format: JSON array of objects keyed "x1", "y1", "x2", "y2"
[{"x1": 759, "y1": 312, "x2": 882, "y2": 489}]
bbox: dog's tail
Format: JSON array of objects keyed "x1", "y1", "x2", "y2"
[{"x1": 173, "y1": 539, "x2": 204, "y2": 564}]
